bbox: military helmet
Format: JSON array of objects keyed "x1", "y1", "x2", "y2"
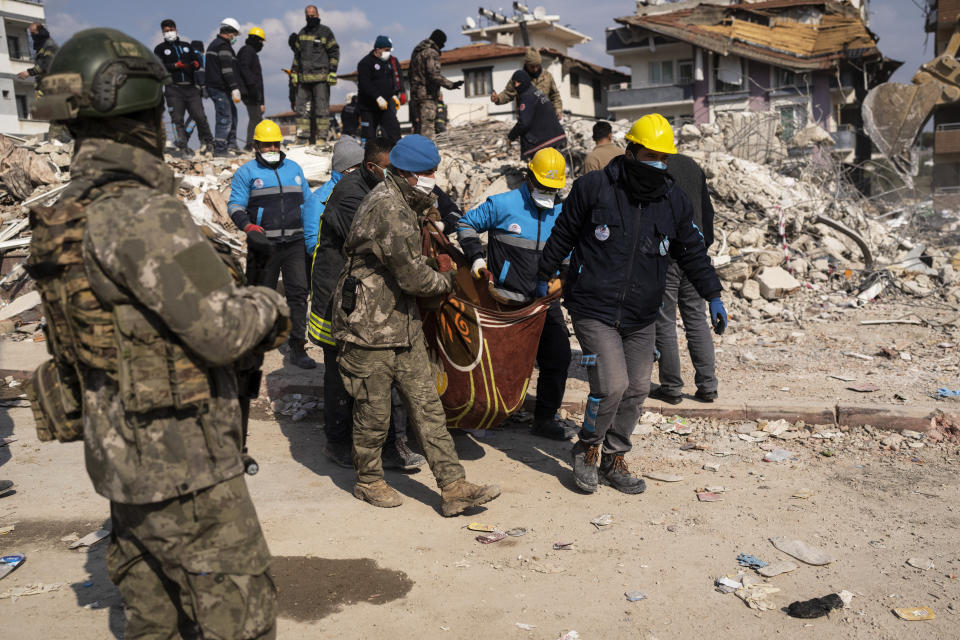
[{"x1": 31, "y1": 28, "x2": 168, "y2": 122}]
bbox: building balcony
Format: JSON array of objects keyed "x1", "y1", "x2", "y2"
[
  {"x1": 935, "y1": 123, "x2": 960, "y2": 155},
  {"x1": 707, "y1": 90, "x2": 749, "y2": 103},
  {"x1": 606, "y1": 83, "x2": 694, "y2": 109}
]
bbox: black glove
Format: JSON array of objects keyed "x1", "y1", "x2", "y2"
[
  {"x1": 451, "y1": 80, "x2": 464, "y2": 90},
  {"x1": 288, "y1": 33, "x2": 298, "y2": 51},
  {"x1": 246, "y1": 229, "x2": 274, "y2": 255}
]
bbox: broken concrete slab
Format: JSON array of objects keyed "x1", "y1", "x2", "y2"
[
  {"x1": 756, "y1": 266, "x2": 801, "y2": 300},
  {"x1": 0, "y1": 290, "x2": 40, "y2": 322}
]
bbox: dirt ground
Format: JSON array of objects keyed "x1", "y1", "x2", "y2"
[{"x1": 1, "y1": 299, "x2": 958, "y2": 639}]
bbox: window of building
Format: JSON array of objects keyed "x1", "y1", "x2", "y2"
[
  {"x1": 678, "y1": 59, "x2": 693, "y2": 84},
  {"x1": 15, "y1": 94, "x2": 28, "y2": 119},
  {"x1": 570, "y1": 71, "x2": 580, "y2": 98},
  {"x1": 713, "y1": 55, "x2": 745, "y2": 92},
  {"x1": 778, "y1": 104, "x2": 807, "y2": 141},
  {"x1": 775, "y1": 67, "x2": 799, "y2": 88},
  {"x1": 592, "y1": 77, "x2": 602, "y2": 102},
  {"x1": 648, "y1": 60, "x2": 674, "y2": 84},
  {"x1": 463, "y1": 67, "x2": 493, "y2": 98},
  {"x1": 7, "y1": 36, "x2": 21, "y2": 60}
]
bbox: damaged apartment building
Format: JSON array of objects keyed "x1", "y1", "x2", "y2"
[{"x1": 604, "y1": 0, "x2": 899, "y2": 171}]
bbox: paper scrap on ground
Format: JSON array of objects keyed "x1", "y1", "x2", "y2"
[
  {"x1": 0, "y1": 582, "x2": 62, "y2": 600},
  {"x1": 906, "y1": 557, "x2": 935, "y2": 570},
  {"x1": 643, "y1": 472, "x2": 684, "y2": 482},
  {"x1": 590, "y1": 514, "x2": 614, "y2": 528},
  {"x1": 735, "y1": 583, "x2": 781, "y2": 610},
  {"x1": 769, "y1": 536, "x2": 836, "y2": 565},
  {"x1": 758, "y1": 561, "x2": 798, "y2": 577},
  {"x1": 625, "y1": 591, "x2": 647, "y2": 602},
  {"x1": 68, "y1": 528, "x2": 110, "y2": 549},
  {"x1": 893, "y1": 606, "x2": 935, "y2": 621}
]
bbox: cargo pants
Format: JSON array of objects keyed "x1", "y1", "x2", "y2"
[
  {"x1": 107, "y1": 475, "x2": 276, "y2": 640},
  {"x1": 339, "y1": 336, "x2": 465, "y2": 487},
  {"x1": 294, "y1": 82, "x2": 330, "y2": 141},
  {"x1": 416, "y1": 99, "x2": 438, "y2": 140}
]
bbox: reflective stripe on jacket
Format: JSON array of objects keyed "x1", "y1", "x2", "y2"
[{"x1": 228, "y1": 155, "x2": 312, "y2": 241}]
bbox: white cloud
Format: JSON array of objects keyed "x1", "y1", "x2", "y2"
[{"x1": 46, "y1": 14, "x2": 93, "y2": 41}]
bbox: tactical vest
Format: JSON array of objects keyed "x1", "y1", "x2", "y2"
[{"x1": 25, "y1": 183, "x2": 212, "y2": 442}]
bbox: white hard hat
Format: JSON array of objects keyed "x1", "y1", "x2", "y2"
[{"x1": 220, "y1": 17, "x2": 241, "y2": 33}]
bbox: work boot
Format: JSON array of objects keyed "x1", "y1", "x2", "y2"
[
  {"x1": 599, "y1": 453, "x2": 647, "y2": 495},
  {"x1": 322, "y1": 441, "x2": 353, "y2": 469},
  {"x1": 649, "y1": 386, "x2": 682, "y2": 405},
  {"x1": 353, "y1": 480, "x2": 403, "y2": 508},
  {"x1": 199, "y1": 143, "x2": 214, "y2": 157},
  {"x1": 440, "y1": 479, "x2": 501, "y2": 517},
  {"x1": 288, "y1": 339, "x2": 317, "y2": 369},
  {"x1": 571, "y1": 440, "x2": 600, "y2": 493},
  {"x1": 695, "y1": 389, "x2": 718, "y2": 403},
  {"x1": 531, "y1": 417, "x2": 576, "y2": 440},
  {"x1": 383, "y1": 439, "x2": 426, "y2": 471}
]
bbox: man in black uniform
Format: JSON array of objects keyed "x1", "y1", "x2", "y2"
[
  {"x1": 237, "y1": 27, "x2": 266, "y2": 151},
  {"x1": 341, "y1": 93, "x2": 361, "y2": 139},
  {"x1": 154, "y1": 19, "x2": 213, "y2": 155},
  {"x1": 357, "y1": 35, "x2": 404, "y2": 142}
]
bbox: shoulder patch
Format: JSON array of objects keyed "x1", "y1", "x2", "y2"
[
  {"x1": 294, "y1": 175, "x2": 302, "y2": 185},
  {"x1": 172, "y1": 243, "x2": 232, "y2": 295},
  {"x1": 507, "y1": 223, "x2": 522, "y2": 234},
  {"x1": 519, "y1": 103, "x2": 526, "y2": 111},
  {"x1": 253, "y1": 178, "x2": 264, "y2": 189},
  {"x1": 164, "y1": 49, "x2": 172, "y2": 56}
]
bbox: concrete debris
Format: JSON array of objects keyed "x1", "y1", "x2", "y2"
[{"x1": 755, "y1": 266, "x2": 801, "y2": 300}]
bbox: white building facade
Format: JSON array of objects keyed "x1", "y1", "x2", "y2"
[{"x1": 0, "y1": 0, "x2": 48, "y2": 136}]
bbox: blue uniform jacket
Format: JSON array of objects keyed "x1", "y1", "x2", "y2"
[
  {"x1": 458, "y1": 182, "x2": 563, "y2": 303},
  {"x1": 537, "y1": 155, "x2": 722, "y2": 329},
  {"x1": 302, "y1": 170, "x2": 342, "y2": 256},
  {"x1": 229, "y1": 154, "x2": 312, "y2": 243}
]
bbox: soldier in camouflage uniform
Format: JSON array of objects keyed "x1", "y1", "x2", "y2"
[
  {"x1": 408, "y1": 30, "x2": 462, "y2": 140},
  {"x1": 27, "y1": 29, "x2": 289, "y2": 639},
  {"x1": 333, "y1": 134, "x2": 501, "y2": 516}
]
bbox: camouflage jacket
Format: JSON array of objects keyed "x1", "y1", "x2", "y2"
[
  {"x1": 332, "y1": 172, "x2": 452, "y2": 348},
  {"x1": 28, "y1": 36, "x2": 58, "y2": 83},
  {"x1": 409, "y1": 39, "x2": 454, "y2": 102},
  {"x1": 494, "y1": 68, "x2": 562, "y2": 114},
  {"x1": 68, "y1": 139, "x2": 288, "y2": 504}
]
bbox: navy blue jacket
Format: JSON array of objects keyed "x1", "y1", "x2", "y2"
[
  {"x1": 538, "y1": 156, "x2": 722, "y2": 329},
  {"x1": 205, "y1": 35, "x2": 239, "y2": 92},
  {"x1": 228, "y1": 154, "x2": 312, "y2": 242},
  {"x1": 356, "y1": 51, "x2": 403, "y2": 111},
  {"x1": 154, "y1": 38, "x2": 203, "y2": 85},
  {"x1": 508, "y1": 87, "x2": 566, "y2": 158}
]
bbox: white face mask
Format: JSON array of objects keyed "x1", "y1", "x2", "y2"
[
  {"x1": 531, "y1": 188, "x2": 556, "y2": 209},
  {"x1": 413, "y1": 174, "x2": 435, "y2": 195},
  {"x1": 379, "y1": 50, "x2": 391, "y2": 61},
  {"x1": 261, "y1": 152, "x2": 281, "y2": 164},
  {"x1": 163, "y1": 31, "x2": 178, "y2": 42}
]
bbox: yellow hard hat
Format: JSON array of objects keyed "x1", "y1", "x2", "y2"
[
  {"x1": 249, "y1": 26, "x2": 266, "y2": 40},
  {"x1": 527, "y1": 147, "x2": 566, "y2": 189},
  {"x1": 253, "y1": 119, "x2": 283, "y2": 142},
  {"x1": 624, "y1": 113, "x2": 677, "y2": 155}
]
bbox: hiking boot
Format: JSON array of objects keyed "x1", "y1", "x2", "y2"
[
  {"x1": 288, "y1": 340, "x2": 317, "y2": 369},
  {"x1": 353, "y1": 480, "x2": 403, "y2": 508},
  {"x1": 695, "y1": 389, "x2": 718, "y2": 403},
  {"x1": 323, "y1": 441, "x2": 353, "y2": 469},
  {"x1": 440, "y1": 479, "x2": 501, "y2": 517},
  {"x1": 383, "y1": 439, "x2": 426, "y2": 471},
  {"x1": 649, "y1": 386, "x2": 682, "y2": 405},
  {"x1": 599, "y1": 454, "x2": 647, "y2": 495},
  {"x1": 571, "y1": 440, "x2": 600, "y2": 493},
  {"x1": 532, "y1": 418, "x2": 576, "y2": 441}
]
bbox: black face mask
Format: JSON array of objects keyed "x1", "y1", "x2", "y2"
[
  {"x1": 621, "y1": 155, "x2": 668, "y2": 203},
  {"x1": 246, "y1": 36, "x2": 264, "y2": 52},
  {"x1": 33, "y1": 26, "x2": 49, "y2": 50},
  {"x1": 526, "y1": 65, "x2": 542, "y2": 78},
  {"x1": 306, "y1": 17, "x2": 320, "y2": 28}
]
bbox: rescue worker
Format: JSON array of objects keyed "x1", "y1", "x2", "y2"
[
  {"x1": 490, "y1": 47, "x2": 562, "y2": 119},
  {"x1": 435, "y1": 93, "x2": 448, "y2": 134},
  {"x1": 650, "y1": 153, "x2": 720, "y2": 404},
  {"x1": 308, "y1": 137, "x2": 427, "y2": 472},
  {"x1": 357, "y1": 35, "x2": 404, "y2": 142},
  {"x1": 154, "y1": 19, "x2": 214, "y2": 155},
  {"x1": 290, "y1": 5, "x2": 340, "y2": 143},
  {"x1": 206, "y1": 18, "x2": 243, "y2": 156},
  {"x1": 304, "y1": 136, "x2": 363, "y2": 257},
  {"x1": 409, "y1": 30, "x2": 463, "y2": 140},
  {"x1": 583, "y1": 120, "x2": 624, "y2": 174},
  {"x1": 17, "y1": 22, "x2": 57, "y2": 86},
  {"x1": 229, "y1": 119, "x2": 316, "y2": 369},
  {"x1": 238, "y1": 27, "x2": 267, "y2": 151},
  {"x1": 27, "y1": 28, "x2": 289, "y2": 638},
  {"x1": 536, "y1": 114, "x2": 726, "y2": 495},
  {"x1": 341, "y1": 92, "x2": 361, "y2": 139},
  {"x1": 507, "y1": 69, "x2": 566, "y2": 159},
  {"x1": 333, "y1": 134, "x2": 501, "y2": 515},
  {"x1": 457, "y1": 148, "x2": 573, "y2": 441}
]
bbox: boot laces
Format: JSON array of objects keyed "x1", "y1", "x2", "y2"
[
  {"x1": 584, "y1": 445, "x2": 600, "y2": 466},
  {"x1": 610, "y1": 455, "x2": 629, "y2": 475}
]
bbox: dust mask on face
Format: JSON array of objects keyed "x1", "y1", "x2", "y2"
[
  {"x1": 261, "y1": 152, "x2": 281, "y2": 164},
  {"x1": 413, "y1": 174, "x2": 435, "y2": 195},
  {"x1": 163, "y1": 31, "x2": 178, "y2": 42},
  {"x1": 531, "y1": 188, "x2": 556, "y2": 209},
  {"x1": 641, "y1": 160, "x2": 667, "y2": 171},
  {"x1": 379, "y1": 50, "x2": 391, "y2": 61},
  {"x1": 230, "y1": 36, "x2": 238, "y2": 45}
]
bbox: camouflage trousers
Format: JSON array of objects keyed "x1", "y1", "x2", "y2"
[
  {"x1": 294, "y1": 82, "x2": 330, "y2": 141},
  {"x1": 416, "y1": 99, "x2": 438, "y2": 140},
  {"x1": 339, "y1": 337, "x2": 465, "y2": 486},
  {"x1": 107, "y1": 475, "x2": 277, "y2": 640}
]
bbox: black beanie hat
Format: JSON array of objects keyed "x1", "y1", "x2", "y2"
[{"x1": 430, "y1": 29, "x2": 447, "y2": 48}]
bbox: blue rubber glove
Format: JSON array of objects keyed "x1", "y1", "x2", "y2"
[
  {"x1": 534, "y1": 280, "x2": 549, "y2": 298},
  {"x1": 709, "y1": 297, "x2": 727, "y2": 335}
]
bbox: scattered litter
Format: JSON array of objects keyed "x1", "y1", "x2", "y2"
[
  {"x1": 515, "y1": 622, "x2": 537, "y2": 630},
  {"x1": 837, "y1": 590, "x2": 854, "y2": 607},
  {"x1": 696, "y1": 492, "x2": 723, "y2": 502},
  {"x1": 68, "y1": 528, "x2": 110, "y2": 550},
  {"x1": 0, "y1": 524, "x2": 13, "y2": 535},
  {"x1": 737, "y1": 553, "x2": 769, "y2": 569},
  {"x1": 769, "y1": 536, "x2": 836, "y2": 565},
  {"x1": 0, "y1": 582, "x2": 63, "y2": 601},
  {"x1": 786, "y1": 593, "x2": 844, "y2": 618},
  {"x1": 0, "y1": 554, "x2": 25, "y2": 580},
  {"x1": 763, "y1": 449, "x2": 797, "y2": 463},
  {"x1": 699, "y1": 485, "x2": 726, "y2": 493},
  {"x1": 892, "y1": 606, "x2": 936, "y2": 621},
  {"x1": 847, "y1": 383, "x2": 879, "y2": 393},
  {"x1": 703, "y1": 463, "x2": 720, "y2": 472},
  {"x1": 792, "y1": 489, "x2": 814, "y2": 499},
  {"x1": 936, "y1": 388, "x2": 960, "y2": 399},
  {"x1": 758, "y1": 561, "x2": 798, "y2": 577},
  {"x1": 559, "y1": 632, "x2": 580, "y2": 640},
  {"x1": 82, "y1": 580, "x2": 94, "y2": 588},
  {"x1": 505, "y1": 528, "x2": 527, "y2": 537},
  {"x1": 715, "y1": 576, "x2": 742, "y2": 593},
  {"x1": 590, "y1": 514, "x2": 614, "y2": 528},
  {"x1": 476, "y1": 532, "x2": 506, "y2": 544},
  {"x1": 624, "y1": 591, "x2": 647, "y2": 602},
  {"x1": 553, "y1": 542, "x2": 574, "y2": 550},
  {"x1": 906, "y1": 557, "x2": 935, "y2": 570},
  {"x1": 466, "y1": 523, "x2": 496, "y2": 532},
  {"x1": 828, "y1": 374, "x2": 856, "y2": 382},
  {"x1": 735, "y1": 583, "x2": 780, "y2": 610},
  {"x1": 843, "y1": 351, "x2": 874, "y2": 361},
  {"x1": 643, "y1": 472, "x2": 684, "y2": 482}
]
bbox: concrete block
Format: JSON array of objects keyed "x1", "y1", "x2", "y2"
[{"x1": 756, "y1": 266, "x2": 800, "y2": 300}]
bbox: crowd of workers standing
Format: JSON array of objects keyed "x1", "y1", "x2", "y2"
[{"x1": 17, "y1": 8, "x2": 731, "y2": 638}]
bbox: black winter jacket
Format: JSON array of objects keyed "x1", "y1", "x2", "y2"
[
  {"x1": 237, "y1": 43, "x2": 264, "y2": 104},
  {"x1": 508, "y1": 86, "x2": 566, "y2": 158},
  {"x1": 538, "y1": 156, "x2": 722, "y2": 329},
  {"x1": 341, "y1": 101, "x2": 360, "y2": 136},
  {"x1": 205, "y1": 36, "x2": 239, "y2": 92},
  {"x1": 666, "y1": 154, "x2": 715, "y2": 248},
  {"x1": 154, "y1": 38, "x2": 203, "y2": 85},
  {"x1": 356, "y1": 51, "x2": 403, "y2": 111}
]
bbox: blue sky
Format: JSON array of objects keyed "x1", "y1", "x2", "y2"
[{"x1": 44, "y1": 0, "x2": 929, "y2": 144}]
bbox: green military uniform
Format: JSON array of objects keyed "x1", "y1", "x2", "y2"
[
  {"x1": 291, "y1": 20, "x2": 339, "y2": 141},
  {"x1": 409, "y1": 37, "x2": 456, "y2": 140},
  {"x1": 26, "y1": 29, "x2": 289, "y2": 639},
  {"x1": 332, "y1": 172, "x2": 463, "y2": 486},
  {"x1": 493, "y1": 48, "x2": 562, "y2": 116}
]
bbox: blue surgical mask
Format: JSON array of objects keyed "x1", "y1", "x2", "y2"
[{"x1": 641, "y1": 160, "x2": 667, "y2": 171}]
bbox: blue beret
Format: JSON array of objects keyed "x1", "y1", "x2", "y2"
[
  {"x1": 374, "y1": 35, "x2": 392, "y2": 49},
  {"x1": 389, "y1": 134, "x2": 441, "y2": 172}
]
